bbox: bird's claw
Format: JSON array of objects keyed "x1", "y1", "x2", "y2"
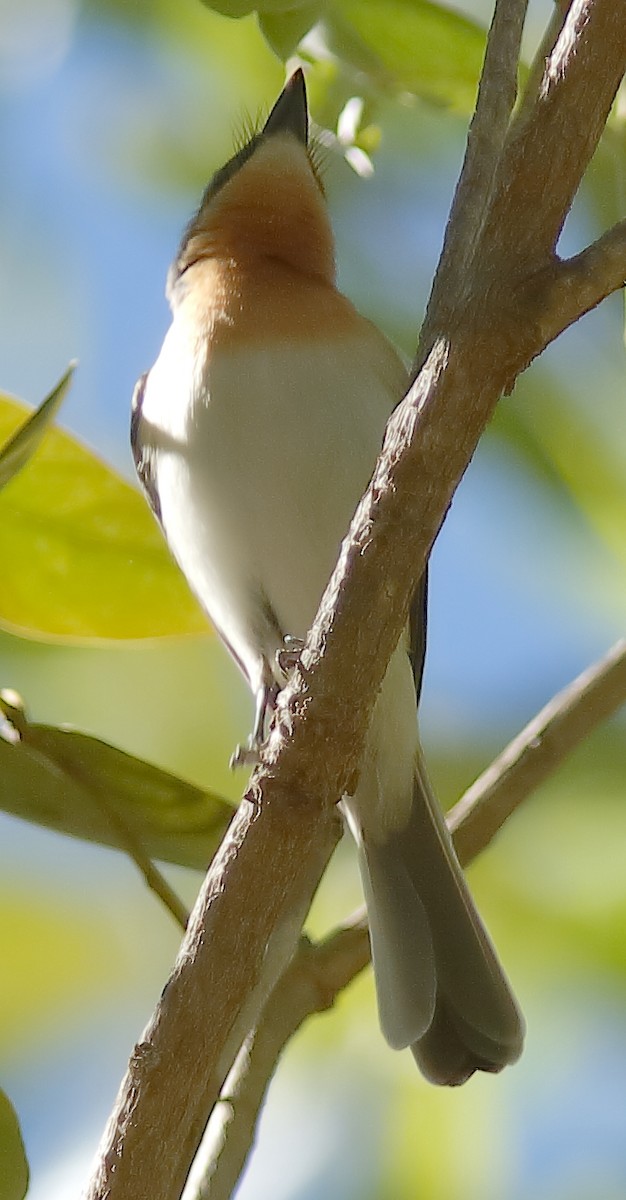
[
  {"x1": 229, "y1": 739, "x2": 261, "y2": 770},
  {"x1": 276, "y1": 635, "x2": 305, "y2": 677}
]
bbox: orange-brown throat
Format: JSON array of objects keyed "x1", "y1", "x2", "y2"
[{"x1": 180, "y1": 135, "x2": 335, "y2": 285}]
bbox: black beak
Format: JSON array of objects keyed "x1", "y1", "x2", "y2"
[{"x1": 263, "y1": 69, "x2": 308, "y2": 145}]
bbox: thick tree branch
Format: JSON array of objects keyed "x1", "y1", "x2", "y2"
[
  {"x1": 85, "y1": 4, "x2": 626, "y2": 1198},
  {"x1": 191, "y1": 638, "x2": 626, "y2": 1200},
  {"x1": 86, "y1": 798, "x2": 342, "y2": 1200}
]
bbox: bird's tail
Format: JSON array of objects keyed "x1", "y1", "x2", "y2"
[{"x1": 356, "y1": 752, "x2": 524, "y2": 1085}]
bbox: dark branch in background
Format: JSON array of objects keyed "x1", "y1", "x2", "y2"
[
  {"x1": 192, "y1": 638, "x2": 626, "y2": 1200},
  {"x1": 84, "y1": 3, "x2": 626, "y2": 1198}
]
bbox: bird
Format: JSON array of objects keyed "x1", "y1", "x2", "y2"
[{"x1": 131, "y1": 69, "x2": 524, "y2": 1085}]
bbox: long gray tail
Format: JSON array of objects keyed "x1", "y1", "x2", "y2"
[{"x1": 357, "y1": 754, "x2": 524, "y2": 1085}]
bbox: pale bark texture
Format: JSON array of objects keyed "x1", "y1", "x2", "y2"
[{"x1": 84, "y1": 3, "x2": 626, "y2": 1198}]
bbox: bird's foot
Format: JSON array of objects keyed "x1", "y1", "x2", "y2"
[
  {"x1": 276, "y1": 635, "x2": 305, "y2": 677},
  {"x1": 229, "y1": 678, "x2": 280, "y2": 770},
  {"x1": 229, "y1": 738, "x2": 261, "y2": 770}
]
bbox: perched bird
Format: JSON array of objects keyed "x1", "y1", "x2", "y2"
[{"x1": 131, "y1": 70, "x2": 524, "y2": 1085}]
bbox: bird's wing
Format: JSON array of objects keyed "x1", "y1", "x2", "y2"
[
  {"x1": 361, "y1": 318, "x2": 430, "y2": 704},
  {"x1": 131, "y1": 371, "x2": 162, "y2": 524}
]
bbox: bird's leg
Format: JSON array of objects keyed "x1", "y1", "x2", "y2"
[
  {"x1": 229, "y1": 676, "x2": 279, "y2": 770},
  {"x1": 276, "y1": 634, "x2": 305, "y2": 677},
  {"x1": 229, "y1": 637, "x2": 304, "y2": 769}
]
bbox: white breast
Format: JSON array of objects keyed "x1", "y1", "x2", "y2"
[{"x1": 141, "y1": 319, "x2": 403, "y2": 690}]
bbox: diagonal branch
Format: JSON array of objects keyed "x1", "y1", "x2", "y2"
[
  {"x1": 84, "y1": 6, "x2": 626, "y2": 1200},
  {"x1": 189, "y1": 638, "x2": 626, "y2": 1200},
  {"x1": 449, "y1": 638, "x2": 626, "y2": 861},
  {"x1": 0, "y1": 690, "x2": 189, "y2": 931}
]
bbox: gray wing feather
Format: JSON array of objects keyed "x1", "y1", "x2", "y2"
[
  {"x1": 131, "y1": 371, "x2": 162, "y2": 524},
  {"x1": 408, "y1": 566, "x2": 428, "y2": 702}
]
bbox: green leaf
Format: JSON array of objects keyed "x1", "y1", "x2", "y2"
[
  {"x1": 0, "y1": 1089, "x2": 28, "y2": 1200},
  {"x1": 205, "y1": 0, "x2": 318, "y2": 13},
  {"x1": 0, "y1": 394, "x2": 206, "y2": 642},
  {"x1": 258, "y1": 1, "x2": 324, "y2": 57},
  {"x1": 201, "y1": 0, "x2": 257, "y2": 14},
  {"x1": 0, "y1": 691, "x2": 232, "y2": 871},
  {"x1": 328, "y1": 0, "x2": 488, "y2": 113},
  {"x1": 0, "y1": 365, "x2": 74, "y2": 493}
]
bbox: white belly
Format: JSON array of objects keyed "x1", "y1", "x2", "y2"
[{"x1": 141, "y1": 327, "x2": 398, "y2": 687}]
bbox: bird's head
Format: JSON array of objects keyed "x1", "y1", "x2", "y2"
[{"x1": 168, "y1": 70, "x2": 334, "y2": 297}]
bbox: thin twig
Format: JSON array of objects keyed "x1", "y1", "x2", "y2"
[
  {"x1": 480, "y1": 0, "x2": 626, "y2": 275},
  {"x1": 70, "y1": 766, "x2": 191, "y2": 931},
  {"x1": 513, "y1": 0, "x2": 572, "y2": 132},
  {"x1": 417, "y1": 0, "x2": 528, "y2": 363},
  {"x1": 186, "y1": 921, "x2": 371, "y2": 1200},
  {"x1": 0, "y1": 695, "x2": 190, "y2": 931},
  {"x1": 449, "y1": 638, "x2": 626, "y2": 863},
  {"x1": 531, "y1": 219, "x2": 626, "y2": 350},
  {"x1": 190, "y1": 638, "x2": 626, "y2": 1199}
]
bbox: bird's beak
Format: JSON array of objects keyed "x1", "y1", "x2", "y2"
[{"x1": 262, "y1": 69, "x2": 308, "y2": 146}]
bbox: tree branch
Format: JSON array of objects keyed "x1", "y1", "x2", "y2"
[
  {"x1": 189, "y1": 638, "x2": 626, "y2": 1200},
  {"x1": 84, "y1": 5, "x2": 626, "y2": 1198},
  {"x1": 0, "y1": 690, "x2": 190, "y2": 932},
  {"x1": 531, "y1": 219, "x2": 626, "y2": 349},
  {"x1": 186, "y1": 919, "x2": 371, "y2": 1200},
  {"x1": 481, "y1": 0, "x2": 626, "y2": 275},
  {"x1": 417, "y1": 0, "x2": 528, "y2": 360},
  {"x1": 513, "y1": 0, "x2": 572, "y2": 132},
  {"x1": 449, "y1": 638, "x2": 626, "y2": 861}
]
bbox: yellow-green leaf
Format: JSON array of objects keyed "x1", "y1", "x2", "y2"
[
  {"x1": 0, "y1": 394, "x2": 206, "y2": 642},
  {"x1": 0, "y1": 1089, "x2": 28, "y2": 1200},
  {"x1": 329, "y1": 0, "x2": 488, "y2": 113},
  {"x1": 0, "y1": 690, "x2": 231, "y2": 870},
  {"x1": 258, "y1": 1, "x2": 324, "y2": 58}
]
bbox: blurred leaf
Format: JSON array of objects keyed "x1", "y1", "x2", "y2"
[
  {"x1": 490, "y1": 724, "x2": 626, "y2": 980},
  {"x1": 0, "y1": 1090, "x2": 28, "y2": 1200},
  {"x1": 202, "y1": 0, "x2": 257, "y2": 13},
  {"x1": 494, "y1": 374, "x2": 626, "y2": 572},
  {"x1": 0, "y1": 365, "x2": 74, "y2": 493},
  {"x1": 202, "y1": 0, "x2": 316, "y2": 15},
  {"x1": 0, "y1": 691, "x2": 232, "y2": 870},
  {"x1": 325, "y1": 0, "x2": 487, "y2": 113},
  {"x1": 0, "y1": 394, "x2": 206, "y2": 642},
  {"x1": 0, "y1": 878, "x2": 139, "y2": 1056},
  {"x1": 258, "y1": 1, "x2": 323, "y2": 57}
]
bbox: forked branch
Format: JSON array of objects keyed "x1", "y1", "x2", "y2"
[
  {"x1": 84, "y1": 4, "x2": 626, "y2": 1198},
  {"x1": 192, "y1": 639, "x2": 626, "y2": 1200}
]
